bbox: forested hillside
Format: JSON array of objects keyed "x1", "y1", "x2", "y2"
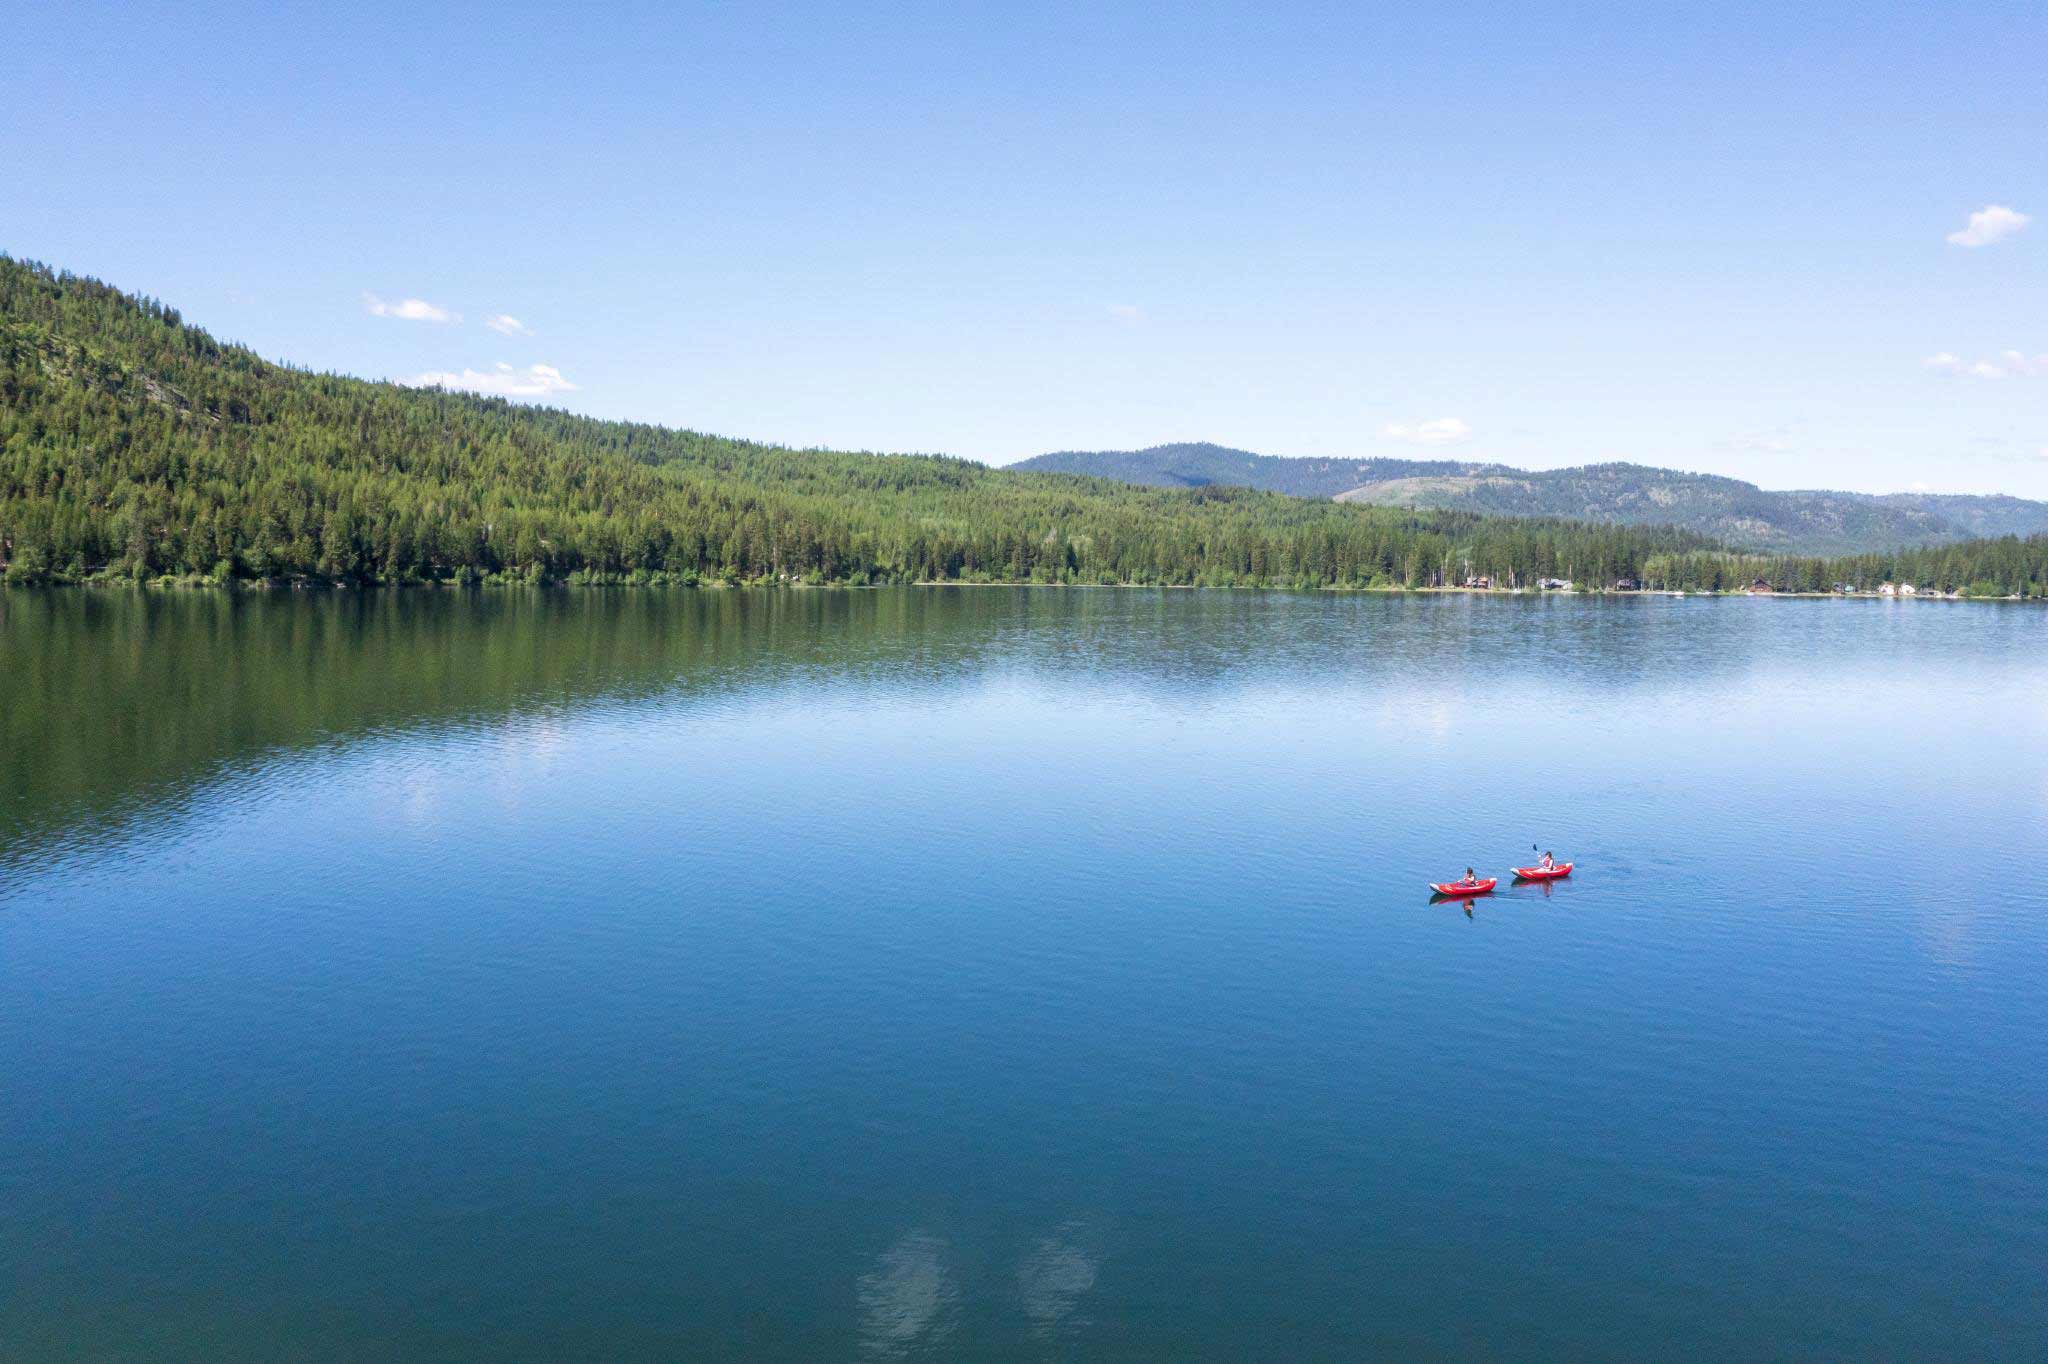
[
  {"x1": 1019, "y1": 444, "x2": 2048, "y2": 554},
  {"x1": 3, "y1": 258, "x2": 2045, "y2": 596}
]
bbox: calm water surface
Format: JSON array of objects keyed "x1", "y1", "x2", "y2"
[{"x1": 2, "y1": 588, "x2": 2045, "y2": 1360}]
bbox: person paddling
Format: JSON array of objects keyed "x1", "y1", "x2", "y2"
[
  {"x1": 1511, "y1": 851, "x2": 1571, "y2": 881},
  {"x1": 1431, "y1": 868, "x2": 1496, "y2": 897}
]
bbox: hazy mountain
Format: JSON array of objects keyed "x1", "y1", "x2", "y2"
[
  {"x1": 1868, "y1": 492, "x2": 2048, "y2": 541},
  {"x1": 1013, "y1": 444, "x2": 2048, "y2": 554},
  {"x1": 1015, "y1": 444, "x2": 1486, "y2": 499}
]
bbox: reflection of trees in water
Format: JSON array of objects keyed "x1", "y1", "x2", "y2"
[
  {"x1": 0, "y1": 588, "x2": 989, "y2": 867},
  {"x1": 1, "y1": 587, "x2": 1770, "y2": 869}
]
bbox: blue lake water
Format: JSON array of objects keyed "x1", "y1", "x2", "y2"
[{"x1": 2, "y1": 587, "x2": 2045, "y2": 1360}]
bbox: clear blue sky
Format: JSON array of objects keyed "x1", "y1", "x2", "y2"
[{"x1": 9, "y1": 1, "x2": 2046, "y2": 495}]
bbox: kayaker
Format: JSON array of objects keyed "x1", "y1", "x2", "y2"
[
  {"x1": 1538, "y1": 851, "x2": 1555, "y2": 870},
  {"x1": 1462, "y1": 867, "x2": 1478, "y2": 886}
]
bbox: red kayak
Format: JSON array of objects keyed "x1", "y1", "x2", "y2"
[
  {"x1": 1431, "y1": 878, "x2": 1497, "y2": 896},
  {"x1": 1512, "y1": 862, "x2": 1573, "y2": 881}
]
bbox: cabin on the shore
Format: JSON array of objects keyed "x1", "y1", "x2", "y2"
[
  {"x1": 1462, "y1": 575, "x2": 1492, "y2": 590},
  {"x1": 1612, "y1": 578, "x2": 1638, "y2": 592},
  {"x1": 1748, "y1": 578, "x2": 1774, "y2": 594},
  {"x1": 1832, "y1": 583, "x2": 1856, "y2": 594},
  {"x1": 1900, "y1": 583, "x2": 1920, "y2": 596},
  {"x1": 1538, "y1": 577, "x2": 1573, "y2": 591},
  {"x1": 1878, "y1": 582, "x2": 1897, "y2": 596}
]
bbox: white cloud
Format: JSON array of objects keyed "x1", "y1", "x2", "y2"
[
  {"x1": 1380, "y1": 417, "x2": 1472, "y2": 446},
  {"x1": 363, "y1": 292, "x2": 456, "y2": 323},
  {"x1": 1106, "y1": 304, "x2": 1143, "y2": 323},
  {"x1": 484, "y1": 313, "x2": 534, "y2": 337},
  {"x1": 402, "y1": 362, "x2": 577, "y2": 398},
  {"x1": 1925, "y1": 350, "x2": 2047, "y2": 379},
  {"x1": 1946, "y1": 204, "x2": 2030, "y2": 248},
  {"x1": 1730, "y1": 432, "x2": 1792, "y2": 453}
]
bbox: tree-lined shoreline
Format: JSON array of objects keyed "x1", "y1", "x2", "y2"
[{"x1": 5, "y1": 257, "x2": 2045, "y2": 598}]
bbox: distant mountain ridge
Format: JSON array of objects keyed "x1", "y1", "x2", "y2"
[{"x1": 1014, "y1": 443, "x2": 2048, "y2": 554}]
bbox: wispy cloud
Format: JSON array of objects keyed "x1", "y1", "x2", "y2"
[
  {"x1": 484, "y1": 313, "x2": 534, "y2": 337},
  {"x1": 1925, "y1": 350, "x2": 2048, "y2": 380},
  {"x1": 1380, "y1": 417, "x2": 1471, "y2": 446},
  {"x1": 1960, "y1": 442, "x2": 2048, "y2": 467},
  {"x1": 1729, "y1": 431, "x2": 1793, "y2": 454},
  {"x1": 402, "y1": 362, "x2": 576, "y2": 398},
  {"x1": 1106, "y1": 304, "x2": 1143, "y2": 324},
  {"x1": 1946, "y1": 204, "x2": 2030, "y2": 248},
  {"x1": 364, "y1": 292, "x2": 457, "y2": 323}
]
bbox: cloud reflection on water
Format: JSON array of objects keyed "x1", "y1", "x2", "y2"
[
  {"x1": 1017, "y1": 1220, "x2": 1102, "y2": 1339},
  {"x1": 857, "y1": 1229, "x2": 958, "y2": 1359}
]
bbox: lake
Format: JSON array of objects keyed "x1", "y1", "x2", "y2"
[{"x1": 2, "y1": 587, "x2": 2044, "y2": 1360}]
